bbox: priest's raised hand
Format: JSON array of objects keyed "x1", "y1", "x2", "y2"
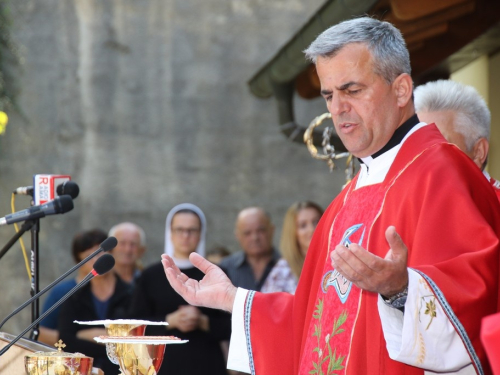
[
  {"x1": 330, "y1": 225, "x2": 409, "y2": 298},
  {"x1": 161, "y1": 252, "x2": 237, "y2": 312}
]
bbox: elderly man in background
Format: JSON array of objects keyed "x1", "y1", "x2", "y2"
[
  {"x1": 108, "y1": 222, "x2": 146, "y2": 285},
  {"x1": 219, "y1": 207, "x2": 280, "y2": 291},
  {"x1": 415, "y1": 79, "x2": 500, "y2": 199}
]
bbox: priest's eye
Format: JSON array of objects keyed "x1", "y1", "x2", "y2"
[{"x1": 348, "y1": 89, "x2": 361, "y2": 95}]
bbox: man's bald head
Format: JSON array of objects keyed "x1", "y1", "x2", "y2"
[
  {"x1": 108, "y1": 222, "x2": 146, "y2": 267},
  {"x1": 235, "y1": 207, "x2": 274, "y2": 258}
]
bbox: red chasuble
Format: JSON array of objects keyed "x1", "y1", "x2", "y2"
[{"x1": 245, "y1": 125, "x2": 500, "y2": 375}]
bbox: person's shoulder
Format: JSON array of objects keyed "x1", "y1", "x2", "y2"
[
  {"x1": 136, "y1": 261, "x2": 164, "y2": 281},
  {"x1": 142, "y1": 261, "x2": 164, "y2": 273},
  {"x1": 218, "y1": 251, "x2": 244, "y2": 268},
  {"x1": 47, "y1": 279, "x2": 76, "y2": 305},
  {"x1": 275, "y1": 258, "x2": 290, "y2": 268},
  {"x1": 394, "y1": 141, "x2": 500, "y2": 210},
  {"x1": 400, "y1": 138, "x2": 480, "y2": 183},
  {"x1": 49, "y1": 278, "x2": 78, "y2": 297}
]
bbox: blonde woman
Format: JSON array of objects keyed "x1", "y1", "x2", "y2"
[{"x1": 261, "y1": 201, "x2": 323, "y2": 294}]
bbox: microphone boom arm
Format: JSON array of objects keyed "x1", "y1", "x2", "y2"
[
  {"x1": 0, "y1": 220, "x2": 35, "y2": 261},
  {"x1": 0, "y1": 273, "x2": 93, "y2": 356},
  {"x1": 0, "y1": 237, "x2": 117, "y2": 330}
]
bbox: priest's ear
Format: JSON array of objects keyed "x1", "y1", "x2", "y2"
[
  {"x1": 472, "y1": 137, "x2": 489, "y2": 170},
  {"x1": 393, "y1": 73, "x2": 413, "y2": 108}
]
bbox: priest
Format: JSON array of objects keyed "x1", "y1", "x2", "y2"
[{"x1": 162, "y1": 17, "x2": 500, "y2": 375}]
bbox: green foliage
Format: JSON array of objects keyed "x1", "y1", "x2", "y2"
[
  {"x1": 309, "y1": 298, "x2": 348, "y2": 375},
  {"x1": 0, "y1": 0, "x2": 18, "y2": 113}
]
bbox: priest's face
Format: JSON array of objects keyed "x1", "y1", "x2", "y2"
[
  {"x1": 316, "y1": 43, "x2": 407, "y2": 158},
  {"x1": 171, "y1": 212, "x2": 201, "y2": 259}
]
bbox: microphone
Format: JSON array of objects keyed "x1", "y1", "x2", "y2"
[
  {"x1": 0, "y1": 236, "x2": 118, "y2": 329},
  {"x1": 0, "y1": 195, "x2": 73, "y2": 226},
  {"x1": 13, "y1": 186, "x2": 34, "y2": 196},
  {"x1": 0, "y1": 253, "x2": 115, "y2": 357},
  {"x1": 13, "y1": 181, "x2": 80, "y2": 199},
  {"x1": 56, "y1": 181, "x2": 80, "y2": 200}
]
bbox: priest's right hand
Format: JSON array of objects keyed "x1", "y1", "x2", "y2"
[{"x1": 161, "y1": 252, "x2": 237, "y2": 313}]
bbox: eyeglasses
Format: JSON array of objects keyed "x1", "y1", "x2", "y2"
[{"x1": 171, "y1": 227, "x2": 201, "y2": 236}]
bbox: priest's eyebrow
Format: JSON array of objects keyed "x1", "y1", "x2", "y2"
[{"x1": 321, "y1": 81, "x2": 362, "y2": 97}]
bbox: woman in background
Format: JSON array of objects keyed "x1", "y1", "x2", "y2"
[
  {"x1": 129, "y1": 203, "x2": 230, "y2": 375},
  {"x1": 261, "y1": 201, "x2": 323, "y2": 294}
]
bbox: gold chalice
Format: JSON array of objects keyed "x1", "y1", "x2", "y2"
[
  {"x1": 94, "y1": 336, "x2": 188, "y2": 375},
  {"x1": 75, "y1": 319, "x2": 169, "y2": 365}
]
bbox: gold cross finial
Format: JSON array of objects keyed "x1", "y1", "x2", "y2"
[{"x1": 54, "y1": 340, "x2": 66, "y2": 352}]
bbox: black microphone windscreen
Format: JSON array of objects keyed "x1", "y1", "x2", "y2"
[
  {"x1": 57, "y1": 195, "x2": 74, "y2": 213},
  {"x1": 93, "y1": 254, "x2": 115, "y2": 275},
  {"x1": 101, "y1": 236, "x2": 118, "y2": 252},
  {"x1": 56, "y1": 181, "x2": 80, "y2": 199}
]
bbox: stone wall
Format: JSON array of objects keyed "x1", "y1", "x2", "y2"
[{"x1": 0, "y1": 0, "x2": 348, "y2": 334}]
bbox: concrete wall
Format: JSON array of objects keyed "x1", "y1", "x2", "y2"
[
  {"x1": 0, "y1": 0, "x2": 347, "y2": 335},
  {"x1": 489, "y1": 51, "x2": 500, "y2": 178}
]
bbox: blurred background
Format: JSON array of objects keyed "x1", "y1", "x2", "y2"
[{"x1": 0, "y1": 0, "x2": 499, "y2": 337}]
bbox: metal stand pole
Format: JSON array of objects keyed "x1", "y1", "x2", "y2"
[{"x1": 29, "y1": 219, "x2": 40, "y2": 341}]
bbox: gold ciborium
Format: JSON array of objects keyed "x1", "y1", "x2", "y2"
[
  {"x1": 75, "y1": 319, "x2": 169, "y2": 365},
  {"x1": 25, "y1": 340, "x2": 93, "y2": 375},
  {"x1": 94, "y1": 336, "x2": 188, "y2": 375}
]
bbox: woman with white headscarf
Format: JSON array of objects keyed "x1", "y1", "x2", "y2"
[{"x1": 129, "y1": 204, "x2": 231, "y2": 375}]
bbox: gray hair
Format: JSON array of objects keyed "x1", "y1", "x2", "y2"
[
  {"x1": 108, "y1": 222, "x2": 146, "y2": 247},
  {"x1": 304, "y1": 17, "x2": 411, "y2": 84},
  {"x1": 414, "y1": 80, "x2": 490, "y2": 150}
]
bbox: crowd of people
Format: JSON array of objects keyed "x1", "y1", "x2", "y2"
[
  {"x1": 37, "y1": 200, "x2": 323, "y2": 375},
  {"x1": 34, "y1": 16, "x2": 500, "y2": 375}
]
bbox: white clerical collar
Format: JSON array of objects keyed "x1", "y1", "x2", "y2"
[{"x1": 356, "y1": 122, "x2": 428, "y2": 188}]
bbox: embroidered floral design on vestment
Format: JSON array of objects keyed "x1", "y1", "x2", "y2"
[
  {"x1": 424, "y1": 298, "x2": 437, "y2": 330},
  {"x1": 309, "y1": 298, "x2": 348, "y2": 374}
]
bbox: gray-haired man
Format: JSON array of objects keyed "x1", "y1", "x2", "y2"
[{"x1": 162, "y1": 17, "x2": 500, "y2": 375}]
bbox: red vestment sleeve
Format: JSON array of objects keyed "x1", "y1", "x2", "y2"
[{"x1": 249, "y1": 292, "x2": 295, "y2": 374}]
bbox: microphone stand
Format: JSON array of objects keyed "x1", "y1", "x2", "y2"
[
  {"x1": 0, "y1": 212, "x2": 42, "y2": 341},
  {"x1": 30, "y1": 218, "x2": 40, "y2": 341},
  {"x1": 0, "y1": 217, "x2": 41, "y2": 340}
]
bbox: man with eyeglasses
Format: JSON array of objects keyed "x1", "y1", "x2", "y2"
[
  {"x1": 219, "y1": 207, "x2": 280, "y2": 291},
  {"x1": 128, "y1": 203, "x2": 231, "y2": 375}
]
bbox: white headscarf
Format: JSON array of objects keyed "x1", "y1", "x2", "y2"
[{"x1": 164, "y1": 203, "x2": 206, "y2": 269}]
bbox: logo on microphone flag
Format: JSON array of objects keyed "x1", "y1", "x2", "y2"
[{"x1": 33, "y1": 174, "x2": 71, "y2": 205}]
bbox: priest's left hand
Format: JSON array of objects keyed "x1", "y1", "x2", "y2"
[{"x1": 330, "y1": 225, "x2": 408, "y2": 296}]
